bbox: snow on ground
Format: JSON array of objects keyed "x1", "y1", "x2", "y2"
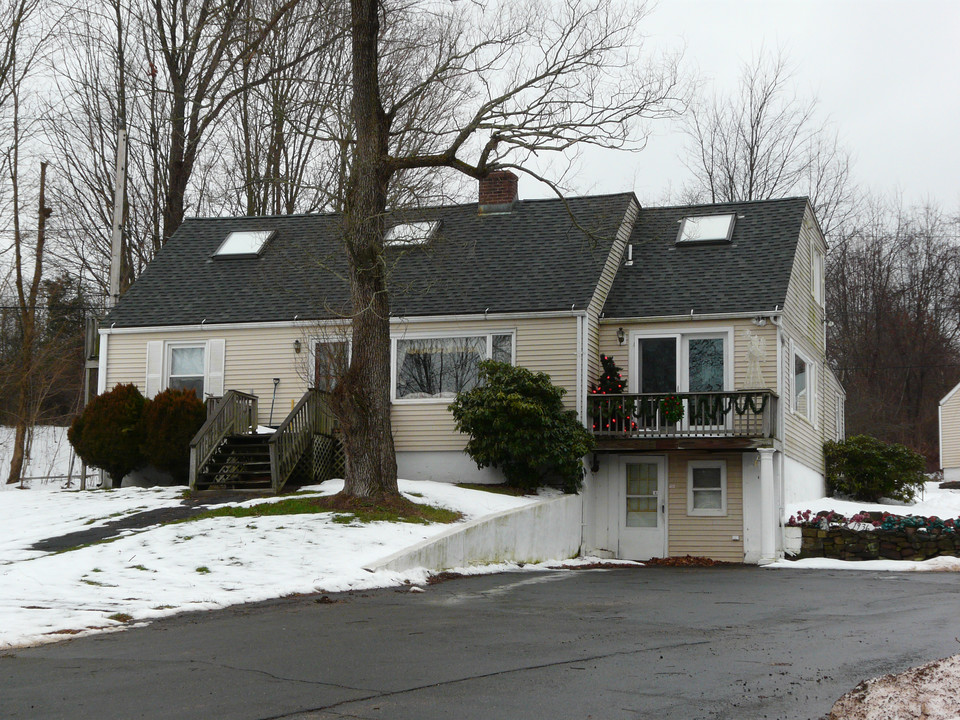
[
  {"x1": 0, "y1": 478, "x2": 566, "y2": 650},
  {"x1": 767, "y1": 481, "x2": 960, "y2": 573}
]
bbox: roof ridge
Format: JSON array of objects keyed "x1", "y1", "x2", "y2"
[
  {"x1": 644, "y1": 196, "x2": 809, "y2": 211},
  {"x1": 181, "y1": 191, "x2": 637, "y2": 224}
]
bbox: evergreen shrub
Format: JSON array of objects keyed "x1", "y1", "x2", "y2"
[
  {"x1": 68, "y1": 383, "x2": 147, "y2": 486},
  {"x1": 140, "y1": 388, "x2": 207, "y2": 484},
  {"x1": 824, "y1": 434, "x2": 926, "y2": 503},
  {"x1": 449, "y1": 360, "x2": 594, "y2": 493}
]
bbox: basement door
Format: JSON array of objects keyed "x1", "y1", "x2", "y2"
[{"x1": 618, "y1": 456, "x2": 667, "y2": 560}]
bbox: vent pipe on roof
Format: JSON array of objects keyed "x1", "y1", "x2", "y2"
[
  {"x1": 478, "y1": 170, "x2": 518, "y2": 215},
  {"x1": 625, "y1": 244, "x2": 633, "y2": 266}
]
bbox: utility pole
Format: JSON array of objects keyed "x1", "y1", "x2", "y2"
[{"x1": 107, "y1": 123, "x2": 127, "y2": 308}]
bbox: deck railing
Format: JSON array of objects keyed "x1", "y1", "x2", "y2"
[
  {"x1": 588, "y1": 390, "x2": 778, "y2": 440},
  {"x1": 189, "y1": 390, "x2": 259, "y2": 489},
  {"x1": 269, "y1": 388, "x2": 337, "y2": 493}
]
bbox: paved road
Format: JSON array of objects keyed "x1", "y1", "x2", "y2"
[{"x1": 3, "y1": 566, "x2": 959, "y2": 719}]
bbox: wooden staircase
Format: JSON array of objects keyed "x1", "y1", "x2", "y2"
[
  {"x1": 197, "y1": 433, "x2": 273, "y2": 490},
  {"x1": 189, "y1": 388, "x2": 341, "y2": 493}
]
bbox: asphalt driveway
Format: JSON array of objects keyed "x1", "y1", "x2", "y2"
[{"x1": 3, "y1": 566, "x2": 959, "y2": 719}]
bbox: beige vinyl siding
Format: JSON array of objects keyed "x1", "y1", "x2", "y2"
[
  {"x1": 782, "y1": 335, "x2": 824, "y2": 472},
  {"x1": 105, "y1": 315, "x2": 580, "y2": 451},
  {"x1": 597, "y1": 319, "x2": 778, "y2": 393},
  {"x1": 104, "y1": 325, "x2": 312, "y2": 426},
  {"x1": 779, "y1": 206, "x2": 830, "y2": 473},
  {"x1": 822, "y1": 365, "x2": 845, "y2": 444},
  {"x1": 941, "y1": 387, "x2": 960, "y2": 470},
  {"x1": 391, "y1": 316, "x2": 580, "y2": 451},
  {"x1": 586, "y1": 198, "x2": 638, "y2": 383},
  {"x1": 781, "y1": 204, "x2": 826, "y2": 357},
  {"x1": 666, "y1": 451, "x2": 744, "y2": 562}
]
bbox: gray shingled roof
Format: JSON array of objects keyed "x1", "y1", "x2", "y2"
[
  {"x1": 104, "y1": 194, "x2": 636, "y2": 328},
  {"x1": 602, "y1": 197, "x2": 809, "y2": 319}
]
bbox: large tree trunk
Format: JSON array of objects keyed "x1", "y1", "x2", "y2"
[{"x1": 328, "y1": 0, "x2": 399, "y2": 499}]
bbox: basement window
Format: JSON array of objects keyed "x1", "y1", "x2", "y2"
[
  {"x1": 214, "y1": 230, "x2": 274, "y2": 257},
  {"x1": 384, "y1": 221, "x2": 439, "y2": 247},
  {"x1": 676, "y1": 214, "x2": 735, "y2": 245}
]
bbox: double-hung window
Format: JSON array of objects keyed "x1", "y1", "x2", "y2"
[
  {"x1": 167, "y1": 345, "x2": 205, "y2": 398},
  {"x1": 313, "y1": 339, "x2": 351, "y2": 392},
  {"x1": 688, "y1": 460, "x2": 727, "y2": 516},
  {"x1": 793, "y1": 348, "x2": 816, "y2": 424},
  {"x1": 393, "y1": 332, "x2": 513, "y2": 401}
]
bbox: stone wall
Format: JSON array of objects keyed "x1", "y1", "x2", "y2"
[{"x1": 799, "y1": 526, "x2": 960, "y2": 561}]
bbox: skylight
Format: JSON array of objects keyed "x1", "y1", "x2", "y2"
[
  {"x1": 383, "y1": 221, "x2": 439, "y2": 247},
  {"x1": 214, "y1": 230, "x2": 274, "y2": 257},
  {"x1": 676, "y1": 214, "x2": 736, "y2": 244}
]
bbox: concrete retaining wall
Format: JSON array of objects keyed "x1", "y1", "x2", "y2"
[{"x1": 366, "y1": 493, "x2": 583, "y2": 573}]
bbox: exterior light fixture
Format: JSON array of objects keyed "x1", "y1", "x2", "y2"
[
  {"x1": 616, "y1": 327, "x2": 625, "y2": 345},
  {"x1": 293, "y1": 339, "x2": 301, "y2": 353}
]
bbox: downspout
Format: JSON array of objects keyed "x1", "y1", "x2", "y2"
[{"x1": 97, "y1": 329, "x2": 110, "y2": 395}]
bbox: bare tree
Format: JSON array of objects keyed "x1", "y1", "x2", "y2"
[
  {"x1": 827, "y1": 196, "x2": 960, "y2": 464},
  {"x1": 330, "y1": 0, "x2": 684, "y2": 499},
  {"x1": 682, "y1": 51, "x2": 856, "y2": 238}
]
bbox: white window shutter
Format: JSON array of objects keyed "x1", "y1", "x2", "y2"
[
  {"x1": 145, "y1": 341, "x2": 163, "y2": 398},
  {"x1": 206, "y1": 339, "x2": 225, "y2": 397}
]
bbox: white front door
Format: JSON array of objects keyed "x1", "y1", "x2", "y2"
[{"x1": 618, "y1": 456, "x2": 667, "y2": 560}]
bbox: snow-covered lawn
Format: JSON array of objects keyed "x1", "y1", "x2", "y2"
[
  {"x1": 768, "y1": 481, "x2": 960, "y2": 572},
  {"x1": 0, "y1": 478, "x2": 547, "y2": 650}
]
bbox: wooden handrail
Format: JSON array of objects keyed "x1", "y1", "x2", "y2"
[
  {"x1": 268, "y1": 389, "x2": 337, "y2": 493},
  {"x1": 588, "y1": 390, "x2": 778, "y2": 439},
  {"x1": 189, "y1": 390, "x2": 259, "y2": 489}
]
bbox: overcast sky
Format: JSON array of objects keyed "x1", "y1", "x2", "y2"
[{"x1": 533, "y1": 0, "x2": 960, "y2": 211}]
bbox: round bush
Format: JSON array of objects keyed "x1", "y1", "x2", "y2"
[
  {"x1": 824, "y1": 434, "x2": 926, "y2": 503},
  {"x1": 140, "y1": 388, "x2": 207, "y2": 484},
  {"x1": 449, "y1": 360, "x2": 594, "y2": 493},
  {"x1": 68, "y1": 383, "x2": 146, "y2": 486}
]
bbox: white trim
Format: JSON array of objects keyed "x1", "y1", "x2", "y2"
[
  {"x1": 940, "y1": 379, "x2": 960, "y2": 407},
  {"x1": 391, "y1": 329, "x2": 516, "y2": 404},
  {"x1": 576, "y1": 314, "x2": 585, "y2": 422},
  {"x1": 940, "y1": 402, "x2": 944, "y2": 471},
  {"x1": 101, "y1": 310, "x2": 587, "y2": 335},
  {"x1": 687, "y1": 459, "x2": 727, "y2": 516},
  {"x1": 97, "y1": 331, "x2": 109, "y2": 394}
]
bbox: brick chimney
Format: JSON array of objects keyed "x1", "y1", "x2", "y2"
[{"x1": 478, "y1": 170, "x2": 518, "y2": 214}]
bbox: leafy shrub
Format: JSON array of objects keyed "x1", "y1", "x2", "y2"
[
  {"x1": 68, "y1": 383, "x2": 146, "y2": 486},
  {"x1": 140, "y1": 388, "x2": 207, "y2": 484},
  {"x1": 449, "y1": 360, "x2": 594, "y2": 493},
  {"x1": 824, "y1": 434, "x2": 926, "y2": 503}
]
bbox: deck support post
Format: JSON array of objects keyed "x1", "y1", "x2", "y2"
[{"x1": 758, "y1": 448, "x2": 777, "y2": 564}]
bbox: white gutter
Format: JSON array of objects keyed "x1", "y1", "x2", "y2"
[
  {"x1": 101, "y1": 309, "x2": 589, "y2": 335},
  {"x1": 600, "y1": 310, "x2": 783, "y2": 324}
]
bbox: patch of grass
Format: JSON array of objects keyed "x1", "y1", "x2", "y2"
[
  {"x1": 405, "y1": 491, "x2": 424, "y2": 498},
  {"x1": 91, "y1": 567, "x2": 102, "y2": 573},
  {"x1": 195, "y1": 566, "x2": 210, "y2": 574},
  {"x1": 81, "y1": 578, "x2": 114, "y2": 587},
  {"x1": 182, "y1": 494, "x2": 461, "y2": 525},
  {"x1": 128, "y1": 564, "x2": 150, "y2": 571},
  {"x1": 83, "y1": 518, "x2": 97, "y2": 525},
  {"x1": 108, "y1": 613, "x2": 133, "y2": 623},
  {"x1": 152, "y1": 605, "x2": 176, "y2": 610},
  {"x1": 456, "y1": 482, "x2": 529, "y2": 497}
]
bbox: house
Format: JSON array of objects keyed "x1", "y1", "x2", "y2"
[
  {"x1": 99, "y1": 171, "x2": 844, "y2": 563},
  {"x1": 939, "y1": 383, "x2": 960, "y2": 481}
]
